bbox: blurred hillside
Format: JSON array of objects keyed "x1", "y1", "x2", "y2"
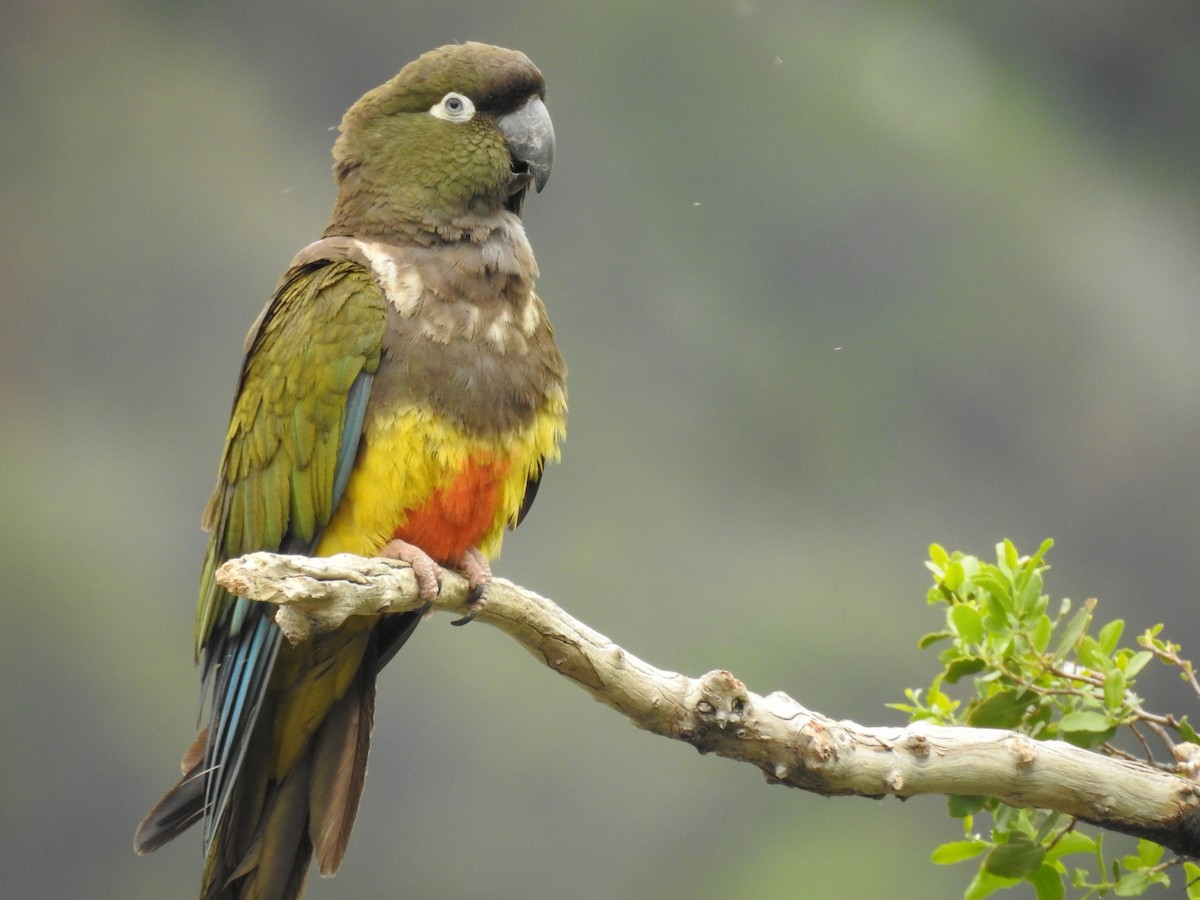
[{"x1": 2, "y1": 2, "x2": 1198, "y2": 898}]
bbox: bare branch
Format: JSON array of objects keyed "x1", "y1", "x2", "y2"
[{"x1": 215, "y1": 551, "x2": 1200, "y2": 857}]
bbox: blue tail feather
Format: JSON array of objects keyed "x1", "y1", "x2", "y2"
[{"x1": 202, "y1": 606, "x2": 282, "y2": 848}]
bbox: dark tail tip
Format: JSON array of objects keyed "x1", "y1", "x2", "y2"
[{"x1": 134, "y1": 764, "x2": 206, "y2": 855}]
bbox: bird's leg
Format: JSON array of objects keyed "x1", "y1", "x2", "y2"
[
  {"x1": 449, "y1": 547, "x2": 491, "y2": 626},
  {"x1": 378, "y1": 539, "x2": 442, "y2": 606}
]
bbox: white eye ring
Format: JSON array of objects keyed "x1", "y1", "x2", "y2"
[{"x1": 430, "y1": 92, "x2": 475, "y2": 122}]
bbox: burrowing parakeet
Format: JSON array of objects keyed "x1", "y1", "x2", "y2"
[{"x1": 134, "y1": 42, "x2": 566, "y2": 900}]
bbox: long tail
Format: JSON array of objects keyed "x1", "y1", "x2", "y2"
[
  {"x1": 200, "y1": 646, "x2": 376, "y2": 899},
  {"x1": 135, "y1": 611, "x2": 422, "y2": 899}
]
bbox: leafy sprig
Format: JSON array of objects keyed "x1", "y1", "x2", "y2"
[{"x1": 893, "y1": 539, "x2": 1200, "y2": 898}]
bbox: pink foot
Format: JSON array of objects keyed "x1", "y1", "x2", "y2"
[
  {"x1": 377, "y1": 541, "x2": 491, "y2": 625},
  {"x1": 379, "y1": 538, "x2": 441, "y2": 604}
]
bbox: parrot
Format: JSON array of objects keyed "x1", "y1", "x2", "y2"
[{"x1": 133, "y1": 42, "x2": 566, "y2": 900}]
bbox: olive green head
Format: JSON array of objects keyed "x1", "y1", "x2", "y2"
[{"x1": 328, "y1": 42, "x2": 554, "y2": 238}]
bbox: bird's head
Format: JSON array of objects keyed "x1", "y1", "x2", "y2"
[{"x1": 328, "y1": 42, "x2": 555, "y2": 238}]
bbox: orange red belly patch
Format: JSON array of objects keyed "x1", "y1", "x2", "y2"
[{"x1": 394, "y1": 456, "x2": 510, "y2": 563}]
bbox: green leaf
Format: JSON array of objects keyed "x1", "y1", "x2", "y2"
[
  {"x1": 1062, "y1": 723, "x2": 1118, "y2": 749},
  {"x1": 1001, "y1": 539, "x2": 1019, "y2": 574},
  {"x1": 1104, "y1": 668, "x2": 1127, "y2": 711},
  {"x1": 918, "y1": 630, "x2": 952, "y2": 649},
  {"x1": 938, "y1": 645, "x2": 963, "y2": 664},
  {"x1": 966, "y1": 868, "x2": 1021, "y2": 900},
  {"x1": 1053, "y1": 606, "x2": 1091, "y2": 659},
  {"x1": 1097, "y1": 619, "x2": 1125, "y2": 656},
  {"x1": 951, "y1": 604, "x2": 986, "y2": 644},
  {"x1": 948, "y1": 795, "x2": 989, "y2": 818},
  {"x1": 1027, "y1": 538, "x2": 1054, "y2": 568},
  {"x1": 1015, "y1": 571, "x2": 1044, "y2": 617},
  {"x1": 987, "y1": 630, "x2": 1014, "y2": 657},
  {"x1": 1031, "y1": 614, "x2": 1053, "y2": 652},
  {"x1": 1077, "y1": 636, "x2": 1109, "y2": 671},
  {"x1": 1045, "y1": 830, "x2": 1096, "y2": 862},
  {"x1": 1033, "y1": 812, "x2": 1064, "y2": 843},
  {"x1": 1185, "y1": 862, "x2": 1200, "y2": 899},
  {"x1": 944, "y1": 558, "x2": 965, "y2": 591},
  {"x1": 969, "y1": 689, "x2": 1033, "y2": 729},
  {"x1": 1114, "y1": 870, "x2": 1166, "y2": 895},
  {"x1": 985, "y1": 836, "x2": 1046, "y2": 878},
  {"x1": 945, "y1": 656, "x2": 987, "y2": 684},
  {"x1": 1059, "y1": 711, "x2": 1112, "y2": 732},
  {"x1": 976, "y1": 572, "x2": 1011, "y2": 605},
  {"x1": 927, "y1": 685, "x2": 960, "y2": 718},
  {"x1": 1027, "y1": 863, "x2": 1065, "y2": 900},
  {"x1": 1122, "y1": 650, "x2": 1153, "y2": 678},
  {"x1": 983, "y1": 601, "x2": 1011, "y2": 639},
  {"x1": 1179, "y1": 717, "x2": 1200, "y2": 745},
  {"x1": 1059, "y1": 710, "x2": 1119, "y2": 747},
  {"x1": 929, "y1": 543, "x2": 950, "y2": 570},
  {"x1": 931, "y1": 839, "x2": 987, "y2": 865},
  {"x1": 1136, "y1": 839, "x2": 1163, "y2": 866}
]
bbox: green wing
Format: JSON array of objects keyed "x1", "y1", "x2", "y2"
[{"x1": 194, "y1": 258, "x2": 385, "y2": 847}]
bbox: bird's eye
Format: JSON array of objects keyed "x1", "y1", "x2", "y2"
[{"x1": 430, "y1": 92, "x2": 475, "y2": 122}]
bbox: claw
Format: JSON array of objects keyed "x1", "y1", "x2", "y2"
[
  {"x1": 450, "y1": 547, "x2": 491, "y2": 626},
  {"x1": 450, "y1": 584, "x2": 486, "y2": 626}
]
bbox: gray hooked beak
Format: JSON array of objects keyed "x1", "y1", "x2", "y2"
[{"x1": 498, "y1": 96, "x2": 555, "y2": 193}]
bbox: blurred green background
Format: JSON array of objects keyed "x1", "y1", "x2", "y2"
[{"x1": 3, "y1": 1, "x2": 1199, "y2": 897}]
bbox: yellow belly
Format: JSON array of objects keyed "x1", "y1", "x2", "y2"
[{"x1": 316, "y1": 400, "x2": 565, "y2": 561}]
